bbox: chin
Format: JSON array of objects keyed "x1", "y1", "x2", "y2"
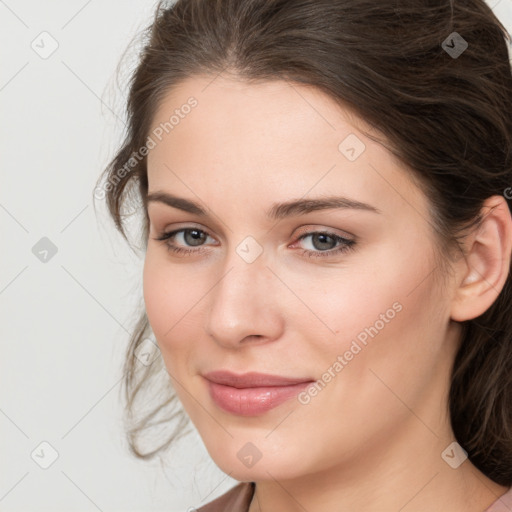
[{"x1": 203, "y1": 438, "x2": 313, "y2": 482}]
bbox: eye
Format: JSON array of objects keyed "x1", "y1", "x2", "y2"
[
  {"x1": 153, "y1": 227, "x2": 217, "y2": 255},
  {"x1": 152, "y1": 226, "x2": 356, "y2": 259},
  {"x1": 292, "y1": 230, "x2": 356, "y2": 258}
]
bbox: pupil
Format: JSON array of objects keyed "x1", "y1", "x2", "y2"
[
  {"x1": 312, "y1": 233, "x2": 335, "y2": 251},
  {"x1": 186, "y1": 229, "x2": 206, "y2": 246}
]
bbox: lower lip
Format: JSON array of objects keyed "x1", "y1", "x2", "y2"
[{"x1": 206, "y1": 380, "x2": 313, "y2": 416}]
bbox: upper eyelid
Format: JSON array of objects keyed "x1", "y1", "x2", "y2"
[
  {"x1": 294, "y1": 225, "x2": 355, "y2": 241},
  {"x1": 146, "y1": 205, "x2": 358, "y2": 240}
]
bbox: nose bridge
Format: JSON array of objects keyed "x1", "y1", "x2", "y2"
[{"x1": 204, "y1": 240, "x2": 283, "y2": 347}]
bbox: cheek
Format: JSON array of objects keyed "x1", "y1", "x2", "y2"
[
  {"x1": 280, "y1": 254, "x2": 412, "y2": 353},
  {"x1": 291, "y1": 235, "x2": 441, "y2": 367},
  {"x1": 301, "y1": 243, "x2": 448, "y2": 412},
  {"x1": 142, "y1": 251, "x2": 202, "y2": 361}
]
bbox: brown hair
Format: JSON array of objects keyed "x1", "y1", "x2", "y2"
[{"x1": 95, "y1": 0, "x2": 512, "y2": 486}]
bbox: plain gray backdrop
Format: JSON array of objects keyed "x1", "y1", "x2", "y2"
[{"x1": 1, "y1": 1, "x2": 511, "y2": 511}]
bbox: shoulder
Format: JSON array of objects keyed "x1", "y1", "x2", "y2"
[{"x1": 196, "y1": 482, "x2": 255, "y2": 512}]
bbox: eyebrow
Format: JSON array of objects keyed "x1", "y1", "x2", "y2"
[{"x1": 145, "y1": 191, "x2": 380, "y2": 220}]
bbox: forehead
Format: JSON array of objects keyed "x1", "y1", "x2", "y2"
[
  {"x1": 149, "y1": 74, "x2": 366, "y2": 153},
  {"x1": 146, "y1": 75, "x2": 428, "y2": 223}
]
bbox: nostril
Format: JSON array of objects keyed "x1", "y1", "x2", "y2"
[{"x1": 241, "y1": 334, "x2": 263, "y2": 343}]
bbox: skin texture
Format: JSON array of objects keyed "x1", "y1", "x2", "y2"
[{"x1": 143, "y1": 75, "x2": 512, "y2": 512}]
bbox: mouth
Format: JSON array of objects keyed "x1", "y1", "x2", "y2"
[{"x1": 202, "y1": 370, "x2": 315, "y2": 416}]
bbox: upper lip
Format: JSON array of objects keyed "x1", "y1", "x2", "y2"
[{"x1": 203, "y1": 370, "x2": 314, "y2": 388}]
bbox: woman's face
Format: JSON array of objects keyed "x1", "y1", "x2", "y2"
[{"x1": 143, "y1": 75, "x2": 459, "y2": 481}]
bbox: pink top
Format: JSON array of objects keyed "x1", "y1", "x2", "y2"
[
  {"x1": 485, "y1": 486, "x2": 512, "y2": 512},
  {"x1": 196, "y1": 482, "x2": 512, "y2": 511}
]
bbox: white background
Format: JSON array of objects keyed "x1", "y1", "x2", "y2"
[{"x1": 1, "y1": 1, "x2": 511, "y2": 511}]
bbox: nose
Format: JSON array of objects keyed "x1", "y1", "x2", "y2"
[{"x1": 204, "y1": 247, "x2": 285, "y2": 349}]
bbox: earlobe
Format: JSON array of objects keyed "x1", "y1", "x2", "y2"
[{"x1": 450, "y1": 195, "x2": 512, "y2": 322}]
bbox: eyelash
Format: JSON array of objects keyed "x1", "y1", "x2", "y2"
[{"x1": 153, "y1": 227, "x2": 356, "y2": 259}]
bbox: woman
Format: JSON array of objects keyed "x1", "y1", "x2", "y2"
[{"x1": 96, "y1": 0, "x2": 512, "y2": 510}]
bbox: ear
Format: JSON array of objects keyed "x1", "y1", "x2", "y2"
[{"x1": 450, "y1": 195, "x2": 512, "y2": 322}]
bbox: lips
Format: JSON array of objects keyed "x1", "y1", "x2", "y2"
[
  {"x1": 202, "y1": 370, "x2": 315, "y2": 416},
  {"x1": 203, "y1": 370, "x2": 313, "y2": 388}
]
